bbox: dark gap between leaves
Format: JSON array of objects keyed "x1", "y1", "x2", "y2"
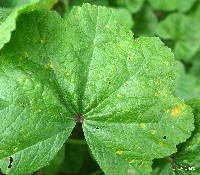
[
  {"x1": 0, "y1": 169, "x2": 6, "y2": 175},
  {"x1": 8, "y1": 157, "x2": 13, "y2": 168}
]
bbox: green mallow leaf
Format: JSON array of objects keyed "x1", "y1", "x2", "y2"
[
  {"x1": 0, "y1": 4, "x2": 194, "y2": 175},
  {"x1": 63, "y1": 0, "x2": 109, "y2": 17},
  {"x1": 0, "y1": 55, "x2": 75, "y2": 175},
  {"x1": 0, "y1": 0, "x2": 57, "y2": 51},
  {"x1": 156, "y1": 13, "x2": 200, "y2": 61},
  {"x1": 66, "y1": 0, "x2": 134, "y2": 29},
  {"x1": 148, "y1": 0, "x2": 196, "y2": 12},
  {"x1": 152, "y1": 98, "x2": 200, "y2": 175}
]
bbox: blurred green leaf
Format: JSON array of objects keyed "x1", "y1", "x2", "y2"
[
  {"x1": 151, "y1": 158, "x2": 174, "y2": 175},
  {"x1": 156, "y1": 13, "x2": 200, "y2": 61},
  {"x1": 190, "y1": 50, "x2": 200, "y2": 78},
  {"x1": 189, "y1": 2, "x2": 200, "y2": 20},
  {"x1": 60, "y1": 140, "x2": 88, "y2": 174},
  {"x1": 43, "y1": 146, "x2": 65, "y2": 175},
  {"x1": 110, "y1": 0, "x2": 145, "y2": 13},
  {"x1": 112, "y1": 8, "x2": 134, "y2": 29},
  {"x1": 148, "y1": 0, "x2": 196, "y2": 12},
  {"x1": 133, "y1": 5, "x2": 158, "y2": 36},
  {"x1": 175, "y1": 64, "x2": 200, "y2": 100}
]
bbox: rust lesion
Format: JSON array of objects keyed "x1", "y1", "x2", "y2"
[
  {"x1": 40, "y1": 36, "x2": 46, "y2": 45},
  {"x1": 171, "y1": 103, "x2": 186, "y2": 118},
  {"x1": 116, "y1": 150, "x2": 123, "y2": 155}
]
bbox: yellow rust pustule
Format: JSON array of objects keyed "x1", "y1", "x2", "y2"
[
  {"x1": 116, "y1": 150, "x2": 123, "y2": 155},
  {"x1": 40, "y1": 36, "x2": 46, "y2": 45},
  {"x1": 139, "y1": 123, "x2": 146, "y2": 129},
  {"x1": 44, "y1": 63, "x2": 53, "y2": 69},
  {"x1": 171, "y1": 103, "x2": 186, "y2": 118},
  {"x1": 128, "y1": 159, "x2": 135, "y2": 164}
]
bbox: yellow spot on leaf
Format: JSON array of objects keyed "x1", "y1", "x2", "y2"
[
  {"x1": 154, "y1": 79, "x2": 161, "y2": 85},
  {"x1": 139, "y1": 123, "x2": 145, "y2": 129},
  {"x1": 44, "y1": 63, "x2": 53, "y2": 69},
  {"x1": 128, "y1": 168, "x2": 135, "y2": 174},
  {"x1": 128, "y1": 159, "x2": 135, "y2": 164},
  {"x1": 164, "y1": 60, "x2": 170, "y2": 66},
  {"x1": 40, "y1": 36, "x2": 46, "y2": 45},
  {"x1": 116, "y1": 150, "x2": 123, "y2": 155},
  {"x1": 150, "y1": 129, "x2": 156, "y2": 135},
  {"x1": 159, "y1": 141, "x2": 164, "y2": 146},
  {"x1": 13, "y1": 146, "x2": 18, "y2": 152},
  {"x1": 112, "y1": 64, "x2": 116, "y2": 69},
  {"x1": 164, "y1": 108, "x2": 170, "y2": 113},
  {"x1": 171, "y1": 103, "x2": 186, "y2": 118},
  {"x1": 76, "y1": 8, "x2": 81, "y2": 16},
  {"x1": 118, "y1": 43, "x2": 124, "y2": 49},
  {"x1": 64, "y1": 73, "x2": 71, "y2": 80},
  {"x1": 117, "y1": 94, "x2": 123, "y2": 99},
  {"x1": 155, "y1": 92, "x2": 160, "y2": 97},
  {"x1": 105, "y1": 25, "x2": 110, "y2": 29},
  {"x1": 24, "y1": 51, "x2": 29, "y2": 58}
]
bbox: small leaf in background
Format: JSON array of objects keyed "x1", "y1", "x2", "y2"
[
  {"x1": 42, "y1": 146, "x2": 65, "y2": 175},
  {"x1": 175, "y1": 63, "x2": 200, "y2": 100},
  {"x1": 60, "y1": 140, "x2": 89, "y2": 174},
  {"x1": 176, "y1": 73, "x2": 200, "y2": 100},
  {"x1": 190, "y1": 49, "x2": 200, "y2": 80},
  {"x1": 148, "y1": 0, "x2": 196, "y2": 12},
  {"x1": 0, "y1": 0, "x2": 57, "y2": 50},
  {"x1": 151, "y1": 158, "x2": 174, "y2": 175},
  {"x1": 112, "y1": 8, "x2": 134, "y2": 29},
  {"x1": 156, "y1": 13, "x2": 200, "y2": 61},
  {"x1": 133, "y1": 5, "x2": 158, "y2": 36},
  {"x1": 191, "y1": 3, "x2": 200, "y2": 20},
  {"x1": 110, "y1": 0, "x2": 145, "y2": 14}
]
